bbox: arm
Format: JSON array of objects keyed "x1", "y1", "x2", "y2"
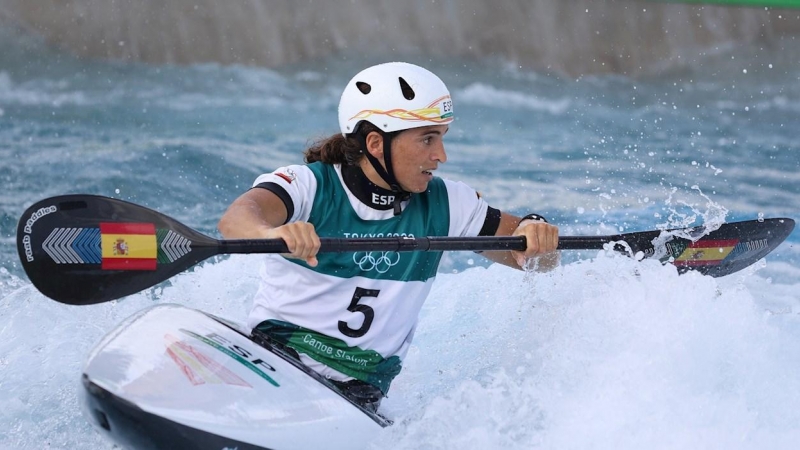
[
  {"x1": 480, "y1": 212, "x2": 560, "y2": 272},
  {"x1": 218, "y1": 188, "x2": 321, "y2": 266}
]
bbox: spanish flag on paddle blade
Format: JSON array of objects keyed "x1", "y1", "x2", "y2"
[
  {"x1": 100, "y1": 223, "x2": 158, "y2": 270},
  {"x1": 673, "y1": 239, "x2": 739, "y2": 267}
]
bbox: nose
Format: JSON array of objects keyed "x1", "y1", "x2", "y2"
[{"x1": 432, "y1": 142, "x2": 447, "y2": 163}]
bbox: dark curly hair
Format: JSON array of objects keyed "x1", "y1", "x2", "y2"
[{"x1": 304, "y1": 122, "x2": 396, "y2": 165}]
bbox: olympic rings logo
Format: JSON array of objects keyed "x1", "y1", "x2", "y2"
[{"x1": 353, "y1": 251, "x2": 401, "y2": 273}]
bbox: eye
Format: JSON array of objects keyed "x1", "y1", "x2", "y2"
[{"x1": 423, "y1": 136, "x2": 432, "y2": 145}]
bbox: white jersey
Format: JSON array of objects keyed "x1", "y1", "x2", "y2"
[{"x1": 247, "y1": 162, "x2": 488, "y2": 392}]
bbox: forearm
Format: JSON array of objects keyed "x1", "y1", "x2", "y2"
[{"x1": 481, "y1": 249, "x2": 521, "y2": 269}]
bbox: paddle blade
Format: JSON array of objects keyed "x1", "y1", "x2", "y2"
[
  {"x1": 621, "y1": 218, "x2": 795, "y2": 277},
  {"x1": 17, "y1": 195, "x2": 220, "y2": 305}
]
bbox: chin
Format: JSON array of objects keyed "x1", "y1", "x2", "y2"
[{"x1": 399, "y1": 176, "x2": 431, "y2": 194}]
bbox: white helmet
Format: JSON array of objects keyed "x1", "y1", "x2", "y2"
[{"x1": 338, "y1": 62, "x2": 454, "y2": 136}]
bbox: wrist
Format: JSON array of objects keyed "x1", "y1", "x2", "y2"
[{"x1": 518, "y1": 213, "x2": 547, "y2": 228}]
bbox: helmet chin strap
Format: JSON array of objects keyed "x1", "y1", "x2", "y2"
[{"x1": 359, "y1": 130, "x2": 410, "y2": 216}]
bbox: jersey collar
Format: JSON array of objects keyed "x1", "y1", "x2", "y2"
[{"x1": 341, "y1": 164, "x2": 410, "y2": 211}]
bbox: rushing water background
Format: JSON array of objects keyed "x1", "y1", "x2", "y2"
[{"x1": 1, "y1": 26, "x2": 799, "y2": 449}]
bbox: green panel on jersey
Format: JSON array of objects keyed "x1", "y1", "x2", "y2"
[
  {"x1": 294, "y1": 162, "x2": 449, "y2": 282},
  {"x1": 256, "y1": 319, "x2": 402, "y2": 394}
]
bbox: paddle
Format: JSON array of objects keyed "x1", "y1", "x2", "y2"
[{"x1": 17, "y1": 195, "x2": 794, "y2": 305}]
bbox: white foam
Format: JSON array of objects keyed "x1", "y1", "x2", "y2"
[
  {"x1": 0, "y1": 71, "x2": 90, "y2": 107},
  {"x1": 456, "y1": 83, "x2": 571, "y2": 115},
  {"x1": 373, "y1": 252, "x2": 800, "y2": 449},
  {"x1": 2, "y1": 248, "x2": 799, "y2": 449}
]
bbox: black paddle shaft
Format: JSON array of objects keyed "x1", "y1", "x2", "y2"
[{"x1": 17, "y1": 195, "x2": 795, "y2": 305}]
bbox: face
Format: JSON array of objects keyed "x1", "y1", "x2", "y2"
[{"x1": 369, "y1": 125, "x2": 449, "y2": 193}]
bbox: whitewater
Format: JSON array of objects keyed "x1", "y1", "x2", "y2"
[{"x1": 1, "y1": 28, "x2": 799, "y2": 449}]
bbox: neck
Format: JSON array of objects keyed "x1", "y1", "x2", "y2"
[{"x1": 359, "y1": 158, "x2": 392, "y2": 190}]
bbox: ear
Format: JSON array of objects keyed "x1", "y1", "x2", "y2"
[{"x1": 365, "y1": 131, "x2": 384, "y2": 159}]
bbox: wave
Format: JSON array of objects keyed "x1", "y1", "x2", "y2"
[
  {"x1": 458, "y1": 83, "x2": 571, "y2": 115},
  {"x1": 3, "y1": 250, "x2": 800, "y2": 449},
  {"x1": 1, "y1": 0, "x2": 799, "y2": 75}
]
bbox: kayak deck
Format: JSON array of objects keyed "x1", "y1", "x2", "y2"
[{"x1": 82, "y1": 304, "x2": 387, "y2": 450}]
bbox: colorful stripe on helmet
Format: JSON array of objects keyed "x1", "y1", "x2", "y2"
[{"x1": 350, "y1": 95, "x2": 453, "y2": 124}]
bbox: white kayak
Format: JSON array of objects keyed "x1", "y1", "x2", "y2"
[{"x1": 82, "y1": 304, "x2": 388, "y2": 450}]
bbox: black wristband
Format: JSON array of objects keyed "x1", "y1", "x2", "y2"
[{"x1": 520, "y1": 213, "x2": 548, "y2": 223}]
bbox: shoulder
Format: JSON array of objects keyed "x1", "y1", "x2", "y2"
[
  {"x1": 436, "y1": 177, "x2": 490, "y2": 236},
  {"x1": 253, "y1": 164, "x2": 316, "y2": 188},
  {"x1": 438, "y1": 177, "x2": 482, "y2": 201},
  {"x1": 304, "y1": 161, "x2": 329, "y2": 176}
]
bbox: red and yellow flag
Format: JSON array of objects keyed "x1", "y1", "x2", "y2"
[
  {"x1": 673, "y1": 239, "x2": 738, "y2": 267},
  {"x1": 100, "y1": 222, "x2": 158, "y2": 270}
]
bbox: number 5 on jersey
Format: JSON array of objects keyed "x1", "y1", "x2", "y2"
[{"x1": 338, "y1": 287, "x2": 380, "y2": 338}]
